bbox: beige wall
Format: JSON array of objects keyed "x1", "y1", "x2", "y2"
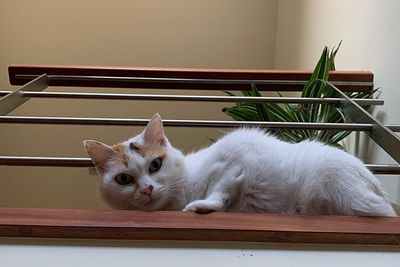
[
  {"x1": 0, "y1": 0, "x2": 279, "y2": 208},
  {"x1": 1, "y1": 0, "x2": 399, "y2": 209},
  {"x1": 274, "y1": 0, "x2": 376, "y2": 70}
]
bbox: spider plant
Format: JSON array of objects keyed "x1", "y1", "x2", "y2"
[{"x1": 223, "y1": 43, "x2": 376, "y2": 148}]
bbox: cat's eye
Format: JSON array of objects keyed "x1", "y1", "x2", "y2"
[
  {"x1": 149, "y1": 158, "x2": 162, "y2": 173},
  {"x1": 115, "y1": 173, "x2": 134, "y2": 185}
]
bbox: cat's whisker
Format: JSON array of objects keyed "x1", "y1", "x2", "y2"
[
  {"x1": 167, "y1": 185, "x2": 183, "y2": 190},
  {"x1": 167, "y1": 177, "x2": 185, "y2": 188}
]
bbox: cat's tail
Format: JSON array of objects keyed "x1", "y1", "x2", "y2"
[
  {"x1": 350, "y1": 169, "x2": 397, "y2": 217},
  {"x1": 327, "y1": 164, "x2": 397, "y2": 217}
]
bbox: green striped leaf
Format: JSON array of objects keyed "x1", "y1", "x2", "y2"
[{"x1": 223, "y1": 43, "x2": 377, "y2": 149}]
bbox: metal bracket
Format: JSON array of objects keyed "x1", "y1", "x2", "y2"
[
  {"x1": 329, "y1": 82, "x2": 400, "y2": 163},
  {"x1": 0, "y1": 74, "x2": 48, "y2": 115}
]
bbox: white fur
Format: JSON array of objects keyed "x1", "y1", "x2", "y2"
[
  {"x1": 181, "y1": 128, "x2": 396, "y2": 216},
  {"x1": 92, "y1": 126, "x2": 396, "y2": 216}
]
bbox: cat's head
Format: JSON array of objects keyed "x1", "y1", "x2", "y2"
[{"x1": 84, "y1": 113, "x2": 186, "y2": 210}]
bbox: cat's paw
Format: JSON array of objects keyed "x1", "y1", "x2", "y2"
[{"x1": 183, "y1": 200, "x2": 219, "y2": 213}]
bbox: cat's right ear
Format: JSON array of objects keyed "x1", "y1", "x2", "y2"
[
  {"x1": 142, "y1": 113, "x2": 167, "y2": 145},
  {"x1": 83, "y1": 140, "x2": 116, "y2": 174}
]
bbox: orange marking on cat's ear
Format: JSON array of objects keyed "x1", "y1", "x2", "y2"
[
  {"x1": 112, "y1": 143, "x2": 129, "y2": 167},
  {"x1": 143, "y1": 113, "x2": 166, "y2": 146},
  {"x1": 83, "y1": 140, "x2": 116, "y2": 174}
]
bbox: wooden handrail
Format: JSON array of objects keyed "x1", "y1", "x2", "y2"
[
  {"x1": 8, "y1": 65, "x2": 373, "y2": 92},
  {"x1": 0, "y1": 208, "x2": 399, "y2": 245}
]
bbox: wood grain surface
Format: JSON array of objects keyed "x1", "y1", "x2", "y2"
[{"x1": 0, "y1": 208, "x2": 398, "y2": 245}]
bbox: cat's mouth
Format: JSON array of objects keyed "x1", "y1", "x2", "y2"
[
  {"x1": 141, "y1": 195, "x2": 166, "y2": 210},
  {"x1": 141, "y1": 194, "x2": 157, "y2": 205},
  {"x1": 145, "y1": 197, "x2": 153, "y2": 205}
]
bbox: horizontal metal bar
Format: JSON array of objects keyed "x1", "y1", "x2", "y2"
[
  {"x1": 0, "y1": 156, "x2": 90, "y2": 167},
  {"x1": 0, "y1": 116, "x2": 373, "y2": 130},
  {"x1": 14, "y1": 74, "x2": 373, "y2": 87},
  {"x1": 1, "y1": 156, "x2": 399, "y2": 174},
  {"x1": 0, "y1": 91, "x2": 385, "y2": 105},
  {"x1": 366, "y1": 164, "x2": 400, "y2": 175}
]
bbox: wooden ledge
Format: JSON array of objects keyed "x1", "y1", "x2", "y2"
[
  {"x1": 8, "y1": 65, "x2": 373, "y2": 92},
  {"x1": 0, "y1": 208, "x2": 399, "y2": 245}
]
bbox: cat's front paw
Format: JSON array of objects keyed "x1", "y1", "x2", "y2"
[{"x1": 183, "y1": 200, "x2": 219, "y2": 213}]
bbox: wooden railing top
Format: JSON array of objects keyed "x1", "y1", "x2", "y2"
[
  {"x1": 0, "y1": 208, "x2": 399, "y2": 245},
  {"x1": 8, "y1": 65, "x2": 373, "y2": 92}
]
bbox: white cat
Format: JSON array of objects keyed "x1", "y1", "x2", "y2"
[{"x1": 84, "y1": 113, "x2": 396, "y2": 216}]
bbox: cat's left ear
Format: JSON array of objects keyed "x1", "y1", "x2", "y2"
[
  {"x1": 143, "y1": 113, "x2": 167, "y2": 145},
  {"x1": 83, "y1": 140, "x2": 116, "y2": 174}
]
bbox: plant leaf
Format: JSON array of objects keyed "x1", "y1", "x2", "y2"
[{"x1": 223, "y1": 42, "x2": 378, "y2": 149}]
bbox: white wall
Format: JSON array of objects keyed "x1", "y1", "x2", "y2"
[
  {"x1": 1, "y1": 239, "x2": 400, "y2": 267},
  {"x1": 274, "y1": 0, "x2": 400, "y2": 203}
]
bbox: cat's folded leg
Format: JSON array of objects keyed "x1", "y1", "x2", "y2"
[{"x1": 183, "y1": 170, "x2": 245, "y2": 213}]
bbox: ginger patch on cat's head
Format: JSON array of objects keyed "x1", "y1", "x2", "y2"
[
  {"x1": 129, "y1": 141, "x2": 166, "y2": 158},
  {"x1": 111, "y1": 143, "x2": 129, "y2": 167}
]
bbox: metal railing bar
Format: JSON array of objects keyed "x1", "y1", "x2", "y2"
[
  {"x1": 0, "y1": 74, "x2": 48, "y2": 115},
  {"x1": 0, "y1": 116, "x2": 373, "y2": 130},
  {"x1": 329, "y1": 82, "x2": 400, "y2": 164},
  {"x1": 14, "y1": 74, "x2": 374, "y2": 87},
  {"x1": 386, "y1": 125, "x2": 400, "y2": 132},
  {"x1": 0, "y1": 91, "x2": 385, "y2": 105},
  {"x1": 1, "y1": 156, "x2": 398, "y2": 174},
  {"x1": 0, "y1": 156, "x2": 90, "y2": 167},
  {"x1": 366, "y1": 164, "x2": 400, "y2": 175}
]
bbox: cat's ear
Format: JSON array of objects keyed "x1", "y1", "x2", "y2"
[
  {"x1": 143, "y1": 113, "x2": 166, "y2": 145},
  {"x1": 83, "y1": 140, "x2": 116, "y2": 174}
]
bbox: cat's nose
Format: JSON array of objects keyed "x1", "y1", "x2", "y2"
[{"x1": 140, "y1": 185, "x2": 154, "y2": 197}]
